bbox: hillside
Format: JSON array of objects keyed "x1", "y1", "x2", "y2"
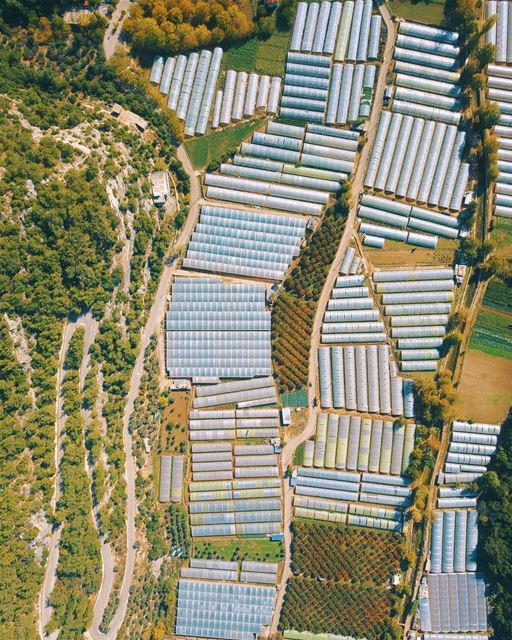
[{"x1": 0, "y1": 14, "x2": 188, "y2": 639}]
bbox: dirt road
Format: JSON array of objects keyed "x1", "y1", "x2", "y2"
[
  {"x1": 103, "y1": 0, "x2": 132, "y2": 61},
  {"x1": 38, "y1": 313, "x2": 98, "y2": 640},
  {"x1": 88, "y1": 145, "x2": 201, "y2": 640},
  {"x1": 270, "y1": 6, "x2": 396, "y2": 632}
]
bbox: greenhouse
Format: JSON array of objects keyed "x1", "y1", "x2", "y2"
[
  {"x1": 304, "y1": 412, "x2": 416, "y2": 474},
  {"x1": 183, "y1": 205, "x2": 306, "y2": 282},
  {"x1": 318, "y1": 345, "x2": 415, "y2": 418},
  {"x1": 420, "y1": 573, "x2": 487, "y2": 633},
  {"x1": 364, "y1": 114, "x2": 468, "y2": 210},
  {"x1": 166, "y1": 278, "x2": 271, "y2": 380},
  {"x1": 175, "y1": 579, "x2": 276, "y2": 640},
  {"x1": 438, "y1": 421, "x2": 501, "y2": 484}
]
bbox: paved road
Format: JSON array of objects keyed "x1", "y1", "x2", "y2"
[
  {"x1": 88, "y1": 145, "x2": 201, "y2": 640},
  {"x1": 103, "y1": 0, "x2": 132, "y2": 61},
  {"x1": 38, "y1": 313, "x2": 98, "y2": 640},
  {"x1": 270, "y1": 6, "x2": 396, "y2": 633}
]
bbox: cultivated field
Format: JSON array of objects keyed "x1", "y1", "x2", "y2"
[
  {"x1": 291, "y1": 521, "x2": 403, "y2": 585},
  {"x1": 221, "y1": 30, "x2": 290, "y2": 77},
  {"x1": 280, "y1": 577, "x2": 400, "y2": 639},
  {"x1": 272, "y1": 211, "x2": 346, "y2": 392},
  {"x1": 457, "y1": 349, "x2": 512, "y2": 422},
  {"x1": 469, "y1": 309, "x2": 512, "y2": 360}
]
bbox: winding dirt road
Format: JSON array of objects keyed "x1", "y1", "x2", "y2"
[
  {"x1": 270, "y1": 5, "x2": 396, "y2": 632},
  {"x1": 38, "y1": 313, "x2": 98, "y2": 640}
]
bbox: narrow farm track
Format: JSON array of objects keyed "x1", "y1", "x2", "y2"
[
  {"x1": 38, "y1": 313, "x2": 98, "y2": 640},
  {"x1": 88, "y1": 144, "x2": 201, "y2": 640},
  {"x1": 270, "y1": 6, "x2": 397, "y2": 633}
]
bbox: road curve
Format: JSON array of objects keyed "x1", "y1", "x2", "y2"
[
  {"x1": 88, "y1": 145, "x2": 201, "y2": 640},
  {"x1": 38, "y1": 313, "x2": 98, "y2": 640},
  {"x1": 270, "y1": 7, "x2": 396, "y2": 633}
]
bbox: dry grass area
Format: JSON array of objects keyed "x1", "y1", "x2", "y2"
[
  {"x1": 161, "y1": 391, "x2": 190, "y2": 452},
  {"x1": 457, "y1": 349, "x2": 512, "y2": 423},
  {"x1": 366, "y1": 238, "x2": 457, "y2": 269}
]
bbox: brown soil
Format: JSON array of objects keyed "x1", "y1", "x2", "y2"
[{"x1": 457, "y1": 349, "x2": 512, "y2": 423}]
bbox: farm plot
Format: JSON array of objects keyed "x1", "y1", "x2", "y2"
[
  {"x1": 221, "y1": 30, "x2": 290, "y2": 77},
  {"x1": 469, "y1": 309, "x2": 512, "y2": 360},
  {"x1": 483, "y1": 279, "x2": 512, "y2": 314},
  {"x1": 457, "y1": 349, "x2": 512, "y2": 423},
  {"x1": 290, "y1": 520, "x2": 403, "y2": 585},
  {"x1": 280, "y1": 576, "x2": 401, "y2": 640},
  {"x1": 183, "y1": 118, "x2": 264, "y2": 169},
  {"x1": 491, "y1": 216, "x2": 512, "y2": 257}
]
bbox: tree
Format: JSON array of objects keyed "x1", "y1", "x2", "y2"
[
  {"x1": 441, "y1": 331, "x2": 463, "y2": 356},
  {"x1": 469, "y1": 72, "x2": 486, "y2": 92},
  {"x1": 443, "y1": 0, "x2": 479, "y2": 38},
  {"x1": 475, "y1": 43, "x2": 496, "y2": 68},
  {"x1": 475, "y1": 102, "x2": 501, "y2": 131},
  {"x1": 258, "y1": 15, "x2": 275, "y2": 39},
  {"x1": 477, "y1": 410, "x2": 512, "y2": 639},
  {"x1": 276, "y1": 0, "x2": 297, "y2": 31},
  {"x1": 458, "y1": 237, "x2": 479, "y2": 264}
]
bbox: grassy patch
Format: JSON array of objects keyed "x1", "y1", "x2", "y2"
[
  {"x1": 491, "y1": 216, "x2": 512, "y2": 256},
  {"x1": 193, "y1": 538, "x2": 285, "y2": 562},
  {"x1": 183, "y1": 118, "x2": 265, "y2": 170},
  {"x1": 222, "y1": 30, "x2": 290, "y2": 76},
  {"x1": 293, "y1": 442, "x2": 305, "y2": 466},
  {"x1": 469, "y1": 309, "x2": 512, "y2": 360},
  {"x1": 366, "y1": 237, "x2": 457, "y2": 268},
  {"x1": 387, "y1": 0, "x2": 445, "y2": 24}
]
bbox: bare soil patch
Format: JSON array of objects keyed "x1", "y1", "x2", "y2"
[{"x1": 457, "y1": 349, "x2": 512, "y2": 423}]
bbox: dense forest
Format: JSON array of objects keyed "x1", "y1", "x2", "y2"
[
  {"x1": 478, "y1": 410, "x2": 512, "y2": 640},
  {"x1": 0, "y1": 9, "x2": 189, "y2": 638},
  {"x1": 124, "y1": 0, "x2": 254, "y2": 55}
]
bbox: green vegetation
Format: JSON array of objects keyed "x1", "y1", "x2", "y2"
[
  {"x1": 281, "y1": 520, "x2": 404, "y2": 638},
  {"x1": 293, "y1": 442, "x2": 305, "y2": 466},
  {"x1": 184, "y1": 117, "x2": 265, "y2": 170},
  {"x1": 280, "y1": 577, "x2": 402, "y2": 640},
  {"x1": 483, "y1": 278, "x2": 512, "y2": 313},
  {"x1": 124, "y1": 0, "x2": 253, "y2": 55},
  {"x1": 193, "y1": 538, "x2": 285, "y2": 562},
  {"x1": 387, "y1": 0, "x2": 445, "y2": 25},
  {"x1": 122, "y1": 341, "x2": 190, "y2": 638},
  {"x1": 0, "y1": 14, "x2": 189, "y2": 637},
  {"x1": 0, "y1": 319, "x2": 42, "y2": 638},
  {"x1": 491, "y1": 216, "x2": 512, "y2": 256},
  {"x1": 221, "y1": 29, "x2": 290, "y2": 76},
  {"x1": 272, "y1": 189, "x2": 350, "y2": 392},
  {"x1": 413, "y1": 372, "x2": 458, "y2": 428},
  {"x1": 48, "y1": 329, "x2": 101, "y2": 638},
  {"x1": 477, "y1": 410, "x2": 512, "y2": 640},
  {"x1": 290, "y1": 521, "x2": 403, "y2": 585},
  {"x1": 469, "y1": 309, "x2": 512, "y2": 360}
]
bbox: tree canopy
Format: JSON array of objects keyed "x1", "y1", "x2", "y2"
[
  {"x1": 478, "y1": 410, "x2": 512, "y2": 640},
  {"x1": 124, "y1": 0, "x2": 254, "y2": 55}
]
